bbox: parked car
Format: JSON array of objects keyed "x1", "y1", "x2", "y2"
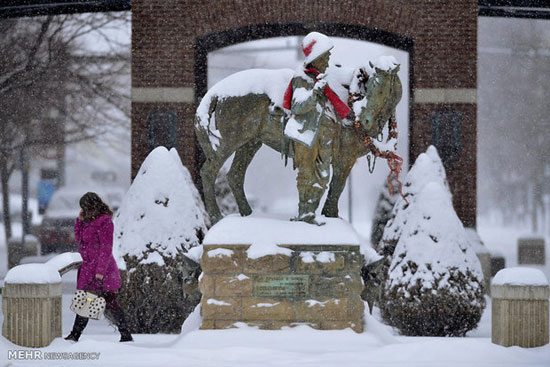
[{"x1": 39, "y1": 186, "x2": 124, "y2": 254}]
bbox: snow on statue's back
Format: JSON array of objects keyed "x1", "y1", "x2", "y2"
[
  {"x1": 114, "y1": 146, "x2": 208, "y2": 267},
  {"x1": 196, "y1": 68, "x2": 294, "y2": 149}
]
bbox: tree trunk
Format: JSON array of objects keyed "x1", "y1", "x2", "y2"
[{"x1": 1, "y1": 158, "x2": 12, "y2": 240}]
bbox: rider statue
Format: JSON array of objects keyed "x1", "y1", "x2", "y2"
[{"x1": 282, "y1": 32, "x2": 352, "y2": 225}]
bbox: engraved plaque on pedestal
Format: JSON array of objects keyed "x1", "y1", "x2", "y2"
[{"x1": 253, "y1": 275, "x2": 309, "y2": 298}]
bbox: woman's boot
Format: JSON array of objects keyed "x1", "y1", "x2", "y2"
[
  {"x1": 112, "y1": 309, "x2": 133, "y2": 342},
  {"x1": 64, "y1": 315, "x2": 89, "y2": 342}
]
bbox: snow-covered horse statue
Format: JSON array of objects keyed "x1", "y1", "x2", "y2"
[{"x1": 195, "y1": 57, "x2": 403, "y2": 224}]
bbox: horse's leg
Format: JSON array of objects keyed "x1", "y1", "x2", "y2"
[
  {"x1": 322, "y1": 159, "x2": 355, "y2": 218},
  {"x1": 228, "y1": 140, "x2": 262, "y2": 216},
  {"x1": 198, "y1": 130, "x2": 236, "y2": 224},
  {"x1": 200, "y1": 156, "x2": 225, "y2": 225}
]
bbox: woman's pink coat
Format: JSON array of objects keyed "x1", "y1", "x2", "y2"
[{"x1": 74, "y1": 214, "x2": 121, "y2": 292}]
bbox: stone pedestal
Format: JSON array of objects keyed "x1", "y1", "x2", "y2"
[
  {"x1": 518, "y1": 238, "x2": 545, "y2": 265},
  {"x1": 2, "y1": 263, "x2": 63, "y2": 347},
  {"x1": 199, "y1": 217, "x2": 364, "y2": 332},
  {"x1": 492, "y1": 269, "x2": 549, "y2": 348}
]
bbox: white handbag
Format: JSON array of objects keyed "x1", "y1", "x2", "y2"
[{"x1": 70, "y1": 280, "x2": 106, "y2": 320}]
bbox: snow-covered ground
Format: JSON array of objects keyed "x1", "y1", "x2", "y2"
[
  {"x1": 0, "y1": 277, "x2": 549, "y2": 367},
  {"x1": 1, "y1": 222, "x2": 549, "y2": 366}
]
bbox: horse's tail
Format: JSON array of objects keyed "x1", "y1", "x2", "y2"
[
  {"x1": 194, "y1": 96, "x2": 220, "y2": 160},
  {"x1": 195, "y1": 95, "x2": 218, "y2": 129}
]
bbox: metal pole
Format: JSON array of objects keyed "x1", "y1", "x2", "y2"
[
  {"x1": 20, "y1": 147, "x2": 30, "y2": 236},
  {"x1": 56, "y1": 139, "x2": 65, "y2": 187}
]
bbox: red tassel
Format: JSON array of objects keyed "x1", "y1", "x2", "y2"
[
  {"x1": 284, "y1": 67, "x2": 350, "y2": 119},
  {"x1": 323, "y1": 85, "x2": 351, "y2": 120},
  {"x1": 282, "y1": 78, "x2": 294, "y2": 110}
]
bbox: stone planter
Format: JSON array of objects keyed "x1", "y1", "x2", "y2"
[
  {"x1": 492, "y1": 268, "x2": 549, "y2": 348},
  {"x1": 199, "y1": 217, "x2": 364, "y2": 332},
  {"x1": 2, "y1": 264, "x2": 62, "y2": 347}
]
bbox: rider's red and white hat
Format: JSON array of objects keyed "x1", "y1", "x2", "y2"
[{"x1": 302, "y1": 32, "x2": 334, "y2": 66}]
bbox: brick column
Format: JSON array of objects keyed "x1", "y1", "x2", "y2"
[
  {"x1": 131, "y1": 1, "x2": 197, "y2": 182},
  {"x1": 409, "y1": 0, "x2": 478, "y2": 228}
]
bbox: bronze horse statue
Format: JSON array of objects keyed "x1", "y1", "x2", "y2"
[{"x1": 195, "y1": 61, "x2": 403, "y2": 224}]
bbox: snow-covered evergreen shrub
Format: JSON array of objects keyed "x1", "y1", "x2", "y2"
[
  {"x1": 371, "y1": 177, "x2": 400, "y2": 249},
  {"x1": 378, "y1": 146, "x2": 485, "y2": 336},
  {"x1": 114, "y1": 147, "x2": 208, "y2": 333}
]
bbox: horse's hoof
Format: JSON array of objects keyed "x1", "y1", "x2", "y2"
[
  {"x1": 239, "y1": 207, "x2": 253, "y2": 217},
  {"x1": 290, "y1": 214, "x2": 326, "y2": 226},
  {"x1": 209, "y1": 214, "x2": 223, "y2": 225},
  {"x1": 321, "y1": 207, "x2": 338, "y2": 218}
]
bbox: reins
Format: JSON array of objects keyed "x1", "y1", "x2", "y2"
[{"x1": 351, "y1": 70, "x2": 408, "y2": 205}]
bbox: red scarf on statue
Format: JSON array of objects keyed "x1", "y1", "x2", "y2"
[{"x1": 282, "y1": 68, "x2": 351, "y2": 120}]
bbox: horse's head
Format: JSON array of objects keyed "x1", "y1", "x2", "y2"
[{"x1": 356, "y1": 61, "x2": 402, "y2": 137}]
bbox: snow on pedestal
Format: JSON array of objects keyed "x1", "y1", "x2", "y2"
[
  {"x1": 379, "y1": 146, "x2": 485, "y2": 336},
  {"x1": 114, "y1": 147, "x2": 208, "y2": 333},
  {"x1": 199, "y1": 216, "x2": 365, "y2": 332},
  {"x1": 492, "y1": 267, "x2": 549, "y2": 348},
  {"x1": 204, "y1": 216, "x2": 360, "y2": 258}
]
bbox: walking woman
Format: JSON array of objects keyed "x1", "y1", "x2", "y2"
[{"x1": 65, "y1": 192, "x2": 133, "y2": 342}]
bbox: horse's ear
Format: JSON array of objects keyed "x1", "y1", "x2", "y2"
[
  {"x1": 369, "y1": 61, "x2": 374, "y2": 69},
  {"x1": 393, "y1": 64, "x2": 401, "y2": 73}
]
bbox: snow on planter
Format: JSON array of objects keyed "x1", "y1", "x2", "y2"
[
  {"x1": 492, "y1": 267, "x2": 548, "y2": 287},
  {"x1": 114, "y1": 146, "x2": 209, "y2": 333},
  {"x1": 45, "y1": 252, "x2": 82, "y2": 274},
  {"x1": 378, "y1": 146, "x2": 485, "y2": 336},
  {"x1": 4, "y1": 263, "x2": 61, "y2": 284}
]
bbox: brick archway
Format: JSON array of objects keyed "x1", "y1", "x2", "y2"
[{"x1": 131, "y1": 0, "x2": 478, "y2": 227}]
